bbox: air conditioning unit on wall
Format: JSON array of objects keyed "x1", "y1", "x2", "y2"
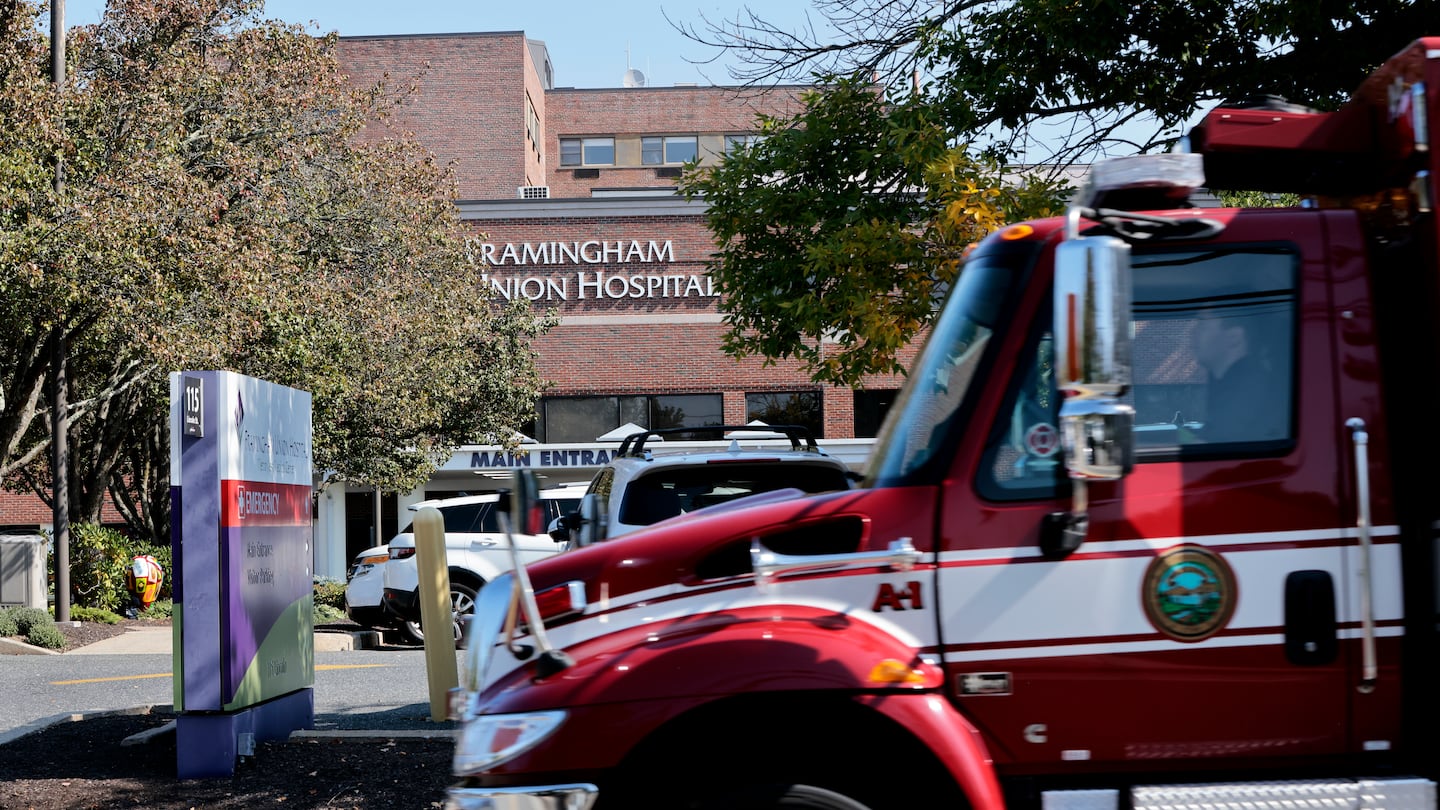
[{"x1": 517, "y1": 186, "x2": 550, "y2": 199}]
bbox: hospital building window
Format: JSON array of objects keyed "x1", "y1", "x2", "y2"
[
  {"x1": 641, "y1": 135, "x2": 699, "y2": 165},
  {"x1": 853, "y1": 389, "x2": 898, "y2": 438},
  {"x1": 537, "y1": 394, "x2": 723, "y2": 443},
  {"x1": 746, "y1": 391, "x2": 822, "y2": 438},
  {"x1": 559, "y1": 137, "x2": 615, "y2": 167},
  {"x1": 724, "y1": 134, "x2": 763, "y2": 154}
]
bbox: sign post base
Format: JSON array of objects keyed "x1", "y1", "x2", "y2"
[{"x1": 176, "y1": 688, "x2": 315, "y2": 779}]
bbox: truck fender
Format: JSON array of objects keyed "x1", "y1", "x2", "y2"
[
  {"x1": 482, "y1": 602, "x2": 943, "y2": 711},
  {"x1": 854, "y1": 692, "x2": 1006, "y2": 810}
]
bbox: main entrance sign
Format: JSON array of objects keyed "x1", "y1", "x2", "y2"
[{"x1": 169, "y1": 371, "x2": 314, "y2": 778}]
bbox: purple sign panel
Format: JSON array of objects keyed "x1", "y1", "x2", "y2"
[{"x1": 171, "y1": 372, "x2": 314, "y2": 712}]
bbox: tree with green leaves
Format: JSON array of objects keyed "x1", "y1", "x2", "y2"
[
  {"x1": 675, "y1": 0, "x2": 1430, "y2": 386},
  {"x1": 0, "y1": 0, "x2": 552, "y2": 540},
  {"x1": 677, "y1": 0, "x2": 1436, "y2": 165},
  {"x1": 680, "y1": 76, "x2": 1068, "y2": 386}
]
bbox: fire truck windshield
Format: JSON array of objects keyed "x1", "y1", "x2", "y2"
[{"x1": 868, "y1": 238, "x2": 1042, "y2": 485}]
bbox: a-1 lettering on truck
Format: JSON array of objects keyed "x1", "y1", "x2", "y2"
[{"x1": 443, "y1": 38, "x2": 1440, "y2": 810}]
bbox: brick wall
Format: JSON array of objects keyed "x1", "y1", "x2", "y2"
[
  {"x1": 337, "y1": 33, "x2": 533, "y2": 200},
  {"x1": 335, "y1": 35, "x2": 807, "y2": 202},
  {"x1": 544, "y1": 86, "x2": 805, "y2": 198},
  {"x1": 0, "y1": 491, "x2": 125, "y2": 531}
]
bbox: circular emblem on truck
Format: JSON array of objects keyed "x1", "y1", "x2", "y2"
[{"x1": 1142, "y1": 544, "x2": 1237, "y2": 642}]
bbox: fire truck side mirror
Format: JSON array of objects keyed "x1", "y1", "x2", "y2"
[
  {"x1": 1045, "y1": 232, "x2": 1137, "y2": 557},
  {"x1": 1058, "y1": 399, "x2": 1135, "y2": 480},
  {"x1": 1053, "y1": 235, "x2": 1133, "y2": 399},
  {"x1": 1053, "y1": 233, "x2": 1135, "y2": 483}
]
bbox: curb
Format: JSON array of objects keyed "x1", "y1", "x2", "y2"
[
  {"x1": 0, "y1": 705, "x2": 166, "y2": 747},
  {"x1": 1, "y1": 703, "x2": 454, "y2": 748},
  {"x1": 291, "y1": 728, "x2": 455, "y2": 740},
  {"x1": 0, "y1": 636, "x2": 60, "y2": 656},
  {"x1": 316, "y1": 629, "x2": 383, "y2": 651}
]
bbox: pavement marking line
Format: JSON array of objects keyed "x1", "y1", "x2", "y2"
[
  {"x1": 51, "y1": 663, "x2": 390, "y2": 685},
  {"x1": 52, "y1": 673, "x2": 172, "y2": 685}
]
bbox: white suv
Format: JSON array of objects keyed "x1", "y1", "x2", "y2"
[
  {"x1": 381, "y1": 488, "x2": 581, "y2": 645},
  {"x1": 562, "y1": 424, "x2": 855, "y2": 548}
]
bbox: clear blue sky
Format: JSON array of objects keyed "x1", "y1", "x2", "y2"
[{"x1": 58, "y1": 1, "x2": 811, "y2": 89}]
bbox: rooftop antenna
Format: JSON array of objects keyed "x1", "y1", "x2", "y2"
[{"x1": 623, "y1": 42, "x2": 646, "y2": 88}]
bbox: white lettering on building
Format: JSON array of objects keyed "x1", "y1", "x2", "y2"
[
  {"x1": 481, "y1": 270, "x2": 717, "y2": 302},
  {"x1": 468, "y1": 238, "x2": 712, "y2": 302},
  {"x1": 468, "y1": 239, "x2": 675, "y2": 267}
]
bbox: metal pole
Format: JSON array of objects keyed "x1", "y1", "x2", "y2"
[
  {"x1": 51, "y1": 0, "x2": 71, "y2": 624},
  {"x1": 373, "y1": 487, "x2": 382, "y2": 545}
]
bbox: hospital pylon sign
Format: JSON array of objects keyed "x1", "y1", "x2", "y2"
[{"x1": 169, "y1": 371, "x2": 315, "y2": 779}]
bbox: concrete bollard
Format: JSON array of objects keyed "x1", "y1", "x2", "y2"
[{"x1": 412, "y1": 507, "x2": 458, "y2": 722}]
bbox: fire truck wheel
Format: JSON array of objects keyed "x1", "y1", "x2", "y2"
[{"x1": 695, "y1": 784, "x2": 870, "y2": 810}]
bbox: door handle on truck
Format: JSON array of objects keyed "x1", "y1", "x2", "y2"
[
  {"x1": 1284, "y1": 570, "x2": 1337, "y2": 666},
  {"x1": 1347, "y1": 417, "x2": 1378, "y2": 693},
  {"x1": 751, "y1": 538, "x2": 919, "y2": 590}
]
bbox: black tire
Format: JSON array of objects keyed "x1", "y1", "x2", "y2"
[
  {"x1": 695, "y1": 785, "x2": 871, "y2": 810},
  {"x1": 396, "y1": 618, "x2": 424, "y2": 646},
  {"x1": 398, "y1": 580, "x2": 479, "y2": 649}
]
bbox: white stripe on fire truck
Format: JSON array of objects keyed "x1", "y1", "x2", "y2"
[
  {"x1": 933, "y1": 528, "x2": 1404, "y2": 662},
  {"x1": 485, "y1": 525, "x2": 1403, "y2": 685}
]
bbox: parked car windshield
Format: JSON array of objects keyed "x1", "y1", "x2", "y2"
[{"x1": 617, "y1": 463, "x2": 850, "y2": 527}]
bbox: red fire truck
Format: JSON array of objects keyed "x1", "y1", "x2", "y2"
[{"x1": 444, "y1": 38, "x2": 1440, "y2": 810}]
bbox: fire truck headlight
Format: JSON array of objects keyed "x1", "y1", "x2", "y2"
[{"x1": 453, "y1": 710, "x2": 567, "y2": 776}]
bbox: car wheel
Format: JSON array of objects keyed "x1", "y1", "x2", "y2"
[
  {"x1": 397, "y1": 618, "x2": 424, "y2": 646},
  {"x1": 397, "y1": 581, "x2": 480, "y2": 649}
]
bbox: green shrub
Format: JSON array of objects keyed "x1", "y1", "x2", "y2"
[
  {"x1": 313, "y1": 578, "x2": 346, "y2": 611},
  {"x1": 52, "y1": 525, "x2": 174, "y2": 610},
  {"x1": 7, "y1": 607, "x2": 51, "y2": 636},
  {"x1": 0, "y1": 608, "x2": 19, "y2": 636},
  {"x1": 143, "y1": 599, "x2": 174, "y2": 619},
  {"x1": 25, "y1": 622, "x2": 66, "y2": 650},
  {"x1": 68, "y1": 524, "x2": 134, "y2": 612},
  {"x1": 71, "y1": 606, "x2": 123, "y2": 625},
  {"x1": 314, "y1": 603, "x2": 347, "y2": 625},
  {"x1": 1, "y1": 606, "x2": 62, "y2": 648}
]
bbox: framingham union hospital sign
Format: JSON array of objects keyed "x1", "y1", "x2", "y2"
[{"x1": 468, "y1": 238, "x2": 718, "y2": 302}]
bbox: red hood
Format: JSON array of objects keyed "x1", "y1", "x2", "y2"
[{"x1": 520, "y1": 485, "x2": 938, "y2": 607}]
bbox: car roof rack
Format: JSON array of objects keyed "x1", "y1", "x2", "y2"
[{"x1": 616, "y1": 424, "x2": 819, "y2": 458}]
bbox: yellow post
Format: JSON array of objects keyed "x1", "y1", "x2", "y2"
[{"x1": 412, "y1": 506, "x2": 458, "y2": 721}]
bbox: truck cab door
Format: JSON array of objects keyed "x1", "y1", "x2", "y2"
[{"x1": 936, "y1": 212, "x2": 1377, "y2": 773}]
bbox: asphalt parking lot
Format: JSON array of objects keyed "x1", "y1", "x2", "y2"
[{"x1": 0, "y1": 626, "x2": 458, "y2": 744}]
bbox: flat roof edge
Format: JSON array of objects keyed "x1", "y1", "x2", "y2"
[
  {"x1": 339, "y1": 31, "x2": 526, "y2": 41},
  {"x1": 456, "y1": 196, "x2": 708, "y2": 219}
]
